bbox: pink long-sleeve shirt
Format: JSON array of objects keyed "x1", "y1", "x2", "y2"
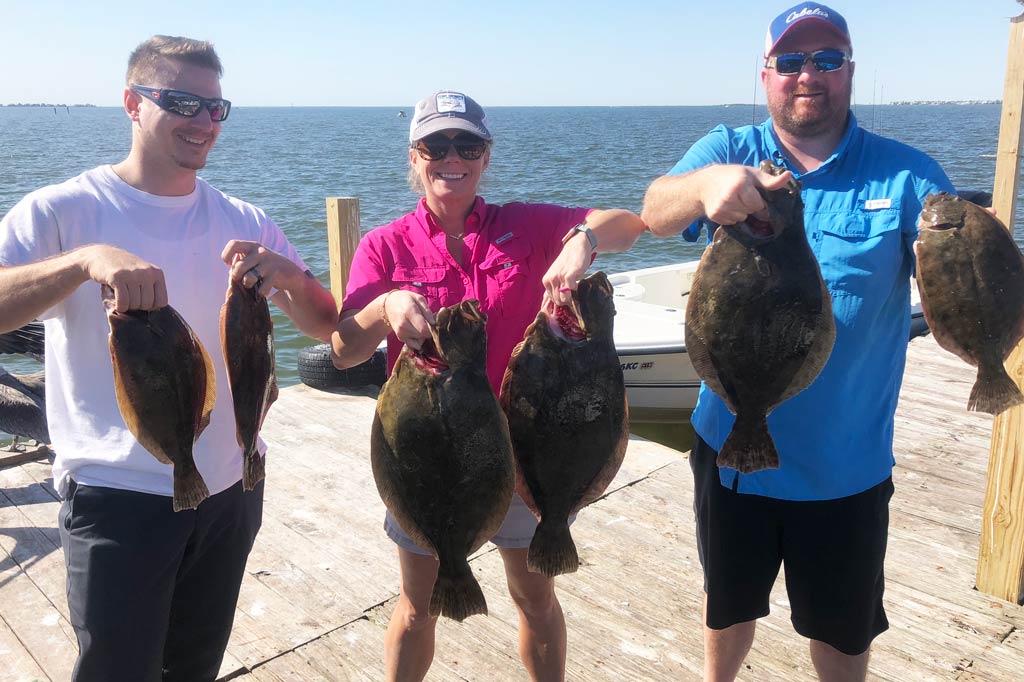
[{"x1": 342, "y1": 197, "x2": 590, "y2": 392}]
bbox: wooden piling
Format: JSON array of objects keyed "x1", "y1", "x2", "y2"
[
  {"x1": 325, "y1": 198, "x2": 361, "y2": 309},
  {"x1": 976, "y1": 11, "x2": 1024, "y2": 605}
]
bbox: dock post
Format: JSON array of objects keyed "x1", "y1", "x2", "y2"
[
  {"x1": 977, "y1": 11, "x2": 1024, "y2": 605},
  {"x1": 325, "y1": 197, "x2": 361, "y2": 310}
]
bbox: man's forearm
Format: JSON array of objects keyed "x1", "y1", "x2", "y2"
[
  {"x1": 272, "y1": 272, "x2": 339, "y2": 343},
  {"x1": 0, "y1": 249, "x2": 90, "y2": 332},
  {"x1": 641, "y1": 170, "x2": 706, "y2": 237}
]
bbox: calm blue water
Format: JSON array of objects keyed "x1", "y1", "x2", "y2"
[{"x1": 0, "y1": 103, "x2": 1012, "y2": 387}]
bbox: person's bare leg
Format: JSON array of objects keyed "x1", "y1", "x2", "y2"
[
  {"x1": 809, "y1": 639, "x2": 869, "y2": 682},
  {"x1": 703, "y1": 595, "x2": 756, "y2": 682},
  {"x1": 499, "y1": 547, "x2": 566, "y2": 682},
  {"x1": 384, "y1": 548, "x2": 440, "y2": 682}
]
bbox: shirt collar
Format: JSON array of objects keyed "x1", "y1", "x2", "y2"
[
  {"x1": 762, "y1": 111, "x2": 859, "y2": 178},
  {"x1": 415, "y1": 196, "x2": 486, "y2": 236}
]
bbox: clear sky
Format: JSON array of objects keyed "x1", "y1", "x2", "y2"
[{"x1": 2, "y1": 0, "x2": 1020, "y2": 107}]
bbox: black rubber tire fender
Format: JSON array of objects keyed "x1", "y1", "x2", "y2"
[{"x1": 297, "y1": 343, "x2": 387, "y2": 390}]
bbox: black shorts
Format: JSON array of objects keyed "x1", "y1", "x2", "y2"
[{"x1": 690, "y1": 435, "x2": 893, "y2": 656}]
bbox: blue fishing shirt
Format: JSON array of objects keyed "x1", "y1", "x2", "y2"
[{"x1": 671, "y1": 114, "x2": 954, "y2": 501}]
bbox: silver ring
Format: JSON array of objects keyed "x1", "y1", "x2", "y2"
[{"x1": 249, "y1": 266, "x2": 260, "y2": 279}]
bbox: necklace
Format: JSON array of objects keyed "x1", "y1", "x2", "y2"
[{"x1": 446, "y1": 231, "x2": 465, "y2": 240}]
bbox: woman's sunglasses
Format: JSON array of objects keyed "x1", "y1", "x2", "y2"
[
  {"x1": 413, "y1": 133, "x2": 488, "y2": 161},
  {"x1": 765, "y1": 49, "x2": 849, "y2": 76},
  {"x1": 130, "y1": 85, "x2": 232, "y2": 122}
]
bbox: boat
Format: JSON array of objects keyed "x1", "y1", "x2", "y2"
[{"x1": 610, "y1": 261, "x2": 929, "y2": 423}]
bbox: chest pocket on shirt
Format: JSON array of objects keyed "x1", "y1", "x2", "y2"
[
  {"x1": 391, "y1": 265, "x2": 447, "y2": 311},
  {"x1": 479, "y1": 237, "x2": 533, "y2": 318},
  {"x1": 812, "y1": 208, "x2": 904, "y2": 296}
]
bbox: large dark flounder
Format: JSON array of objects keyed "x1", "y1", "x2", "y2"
[
  {"x1": 500, "y1": 271, "x2": 628, "y2": 578},
  {"x1": 107, "y1": 303, "x2": 216, "y2": 511},
  {"x1": 915, "y1": 192, "x2": 1024, "y2": 414},
  {"x1": 685, "y1": 161, "x2": 835, "y2": 473},
  {"x1": 371, "y1": 299, "x2": 515, "y2": 621},
  {"x1": 220, "y1": 277, "x2": 278, "y2": 490}
]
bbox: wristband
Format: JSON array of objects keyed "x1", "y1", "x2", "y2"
[
  {"x1": 562, "y1": 223, "x2": 598, "y2": 250},
  {"x1": 380, "y1": 290, "x2": 398, "y2": 328}
]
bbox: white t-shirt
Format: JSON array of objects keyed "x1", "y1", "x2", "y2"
[{"x1": 0, "y1": 165, "x2": 307, "y2": 498}]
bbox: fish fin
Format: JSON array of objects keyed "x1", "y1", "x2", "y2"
[
  {"x1": 243, "y1": 446, "x2": 266, "y2": 491},
  {"x1": 718, "y1": 413, "x2": 780, "y2": 473},
  {"x1": 260, "y1": 376, "x2": 279, "y2": 430},
  {"x1": 968, "y1": 363, "x2": 1024, "y2": 415},
  {"x1": 173, "y1": 464, "x2": 210, "y2": 512},
  {"x1": 430, "y1": 560, "x2": 488, "y2": 621},
  {"x1": 196, "y1": 337, "x2": 217, "y2": 438},
  {"x1": 527, "y1": 518, "x2": 579, "y2": 577}
]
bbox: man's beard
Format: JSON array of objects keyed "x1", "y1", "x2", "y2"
[{"x1": 769, "y1": 91, "x2": 849, "y2": 138}]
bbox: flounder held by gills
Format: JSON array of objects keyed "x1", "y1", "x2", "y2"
[
  {"x1": 685, "y1": 160, "x2": 835, "y2": 474},
  {"x1": 500, "y1": 271, "x2": 628, "y2": 578},
  {"x1": 221, "y1": 276, "x2": 278, "y2": 490},
  {"x1": 915, "y1": 192, "x2": 1024, "y2": 414},
  {"x1": 106, "y1": 299, "x2": 216, "y2": 511},
  {"x1": 371, "y1": 299, "x2": 515, "y2": 622}
]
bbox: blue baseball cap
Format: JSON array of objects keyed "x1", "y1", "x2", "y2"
[{"x1": 765, "y1": 3, "x2": 851, "y2": 57}]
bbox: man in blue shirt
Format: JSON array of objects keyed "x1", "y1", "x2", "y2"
[{"x1": 642, "y1": 3, "x2": 953, "y2": 681}]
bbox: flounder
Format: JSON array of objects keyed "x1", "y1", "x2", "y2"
[
  {"x1": 500, "y1": 271, "x2": 628, "y2": 577},
  {"x1": 220, "y1": 276, "x2": 278, "y2": 490},
  {"x1": 371, "y1": 299, "x2": 515, "y2": 621},
  {"x1": 107, "y1": 302, "x2": 216, "y2": 511},
  {"x1": 915, "y1": 192, "x2": 1024, "y2": 414},
  {"x1": 685, "y1": 160, "x2": 835, "y2": 473}
]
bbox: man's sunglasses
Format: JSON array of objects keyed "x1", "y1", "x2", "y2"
[
  {"x1": 412, "y1": 133, "x2": 488, "y2": 161},
  {"x1": 765, "y1": 49, "x2": 849, "y2": 75},
  {"x1": 130, "y1": 85, "x2": 232, "y2": 122}
]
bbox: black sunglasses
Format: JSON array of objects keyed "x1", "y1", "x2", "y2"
[
  {"x1": 130, "y1": 85, "x2": 232, "y2": 122},
  {"x1": 412, "y1": 133, "x2": 488, "y2": 161},
  {"x1": 765, "y1": 49, "x2": 849, "y2": 75}
]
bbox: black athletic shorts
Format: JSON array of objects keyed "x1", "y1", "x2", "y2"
[{"x1": 690, "y1": 435, "x2": 893, "y2": 656}]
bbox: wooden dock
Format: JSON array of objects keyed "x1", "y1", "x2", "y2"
[{"x1": 1, "y1": 333, "x2": 1022, "y2": 681}]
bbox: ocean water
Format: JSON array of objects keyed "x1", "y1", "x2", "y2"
[{"x1": 0, "y1": 103, "x2": 1011, "y2": 391}]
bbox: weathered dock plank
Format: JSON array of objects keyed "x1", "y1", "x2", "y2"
[{"x1": 0, "y1": 333, "x2": 1021, "y2": 681}]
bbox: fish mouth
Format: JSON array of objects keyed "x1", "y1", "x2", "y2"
[
  {"x1": 545, "y1": 299, "x2": 587, "y2": 342},
  {"x1": 735, "y1": 215, "x2": 780, "y2": 239},
  {"x1": 411, "y1": 338, "x2": 449, "y2": 374}
]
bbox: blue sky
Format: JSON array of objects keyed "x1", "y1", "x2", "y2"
[{"x1": 2, "y1": 1, "x2": 1019, "y2": 107}]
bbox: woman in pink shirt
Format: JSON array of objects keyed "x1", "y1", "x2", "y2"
[{"x1": 332, "y1": 90, "x2": 646, "y2": 682}]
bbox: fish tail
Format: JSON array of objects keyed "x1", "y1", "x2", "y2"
[
  {"x1": 968, "y1": 363, "x2": 1024, "y2": 415},
  {"x1": 430, "y1": 560, "x2": 487, "y2": 622},
  {"x1": 717, "y1": 414, "x2": 780, "y2": 473},
  {"x1": 243, "y1": 446, "x2": 266, "y2": 491},
  {"x1": 527, "y1": 518, "x2": 579, "y2": 578},
  {"x1": 173, "y1": 465, "x2": 210, "y2": 512}
]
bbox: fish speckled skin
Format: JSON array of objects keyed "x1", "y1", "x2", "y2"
[
  {"x1": 221, "y1": 278, "x2": 278, "y2": 490},
  {"x1": 685, "y1": 161, "x2": 835, "y2": 473},
  {"x1": 108, "y1": 305, "x2": 216, "y2": 511},
  {"x1": 915, "y1": 192, "x2": 1024, "y2": 414},
  {"x1": 371, "y1": 299, "x2": 515, "y2": 621},
  {"x1": 500, "y1": 271, "x2": 628, "y2": 578}
]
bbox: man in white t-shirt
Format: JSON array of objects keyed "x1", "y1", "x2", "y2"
[{"x1": 0, "y1": 35, "x2": 337, "y2": 681}]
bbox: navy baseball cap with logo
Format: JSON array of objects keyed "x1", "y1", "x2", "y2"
[
  {"x1": 409, "y1": 90, "x2": 492, "y2": 142},
  {"x1": 765, "y1": 3, "x2": 852, "y2": 57}
]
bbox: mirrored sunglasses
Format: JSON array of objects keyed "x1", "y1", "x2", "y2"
[
  {"x1": 413, "y1": 133, "x2": 488, "y2": 161},
  {"x1": 765, "y1": 49, "x2": 849, "y2": 75},
  {"x1": 130, "y1": 85, "x2": 232, "y2": 122}
]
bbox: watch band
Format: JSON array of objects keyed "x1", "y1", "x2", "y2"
[{"x1": 562, "y1": 223, "x2": 598, "y2": 250}]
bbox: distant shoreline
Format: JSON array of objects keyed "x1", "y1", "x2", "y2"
[
  {"x1": 887, "y1": 99, "x2": 1000, "y2": 106},
  {"x1": 2, "y1": 103, "x2": 96, "y2": 108}
]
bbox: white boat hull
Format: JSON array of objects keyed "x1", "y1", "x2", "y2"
[{"x1": 609, "y1": 261, "x2": 927, "y2": 423}]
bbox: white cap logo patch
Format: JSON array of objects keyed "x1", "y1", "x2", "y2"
[{"x1": 436, "y1": 92, "x2": 467, "y2": 114}]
